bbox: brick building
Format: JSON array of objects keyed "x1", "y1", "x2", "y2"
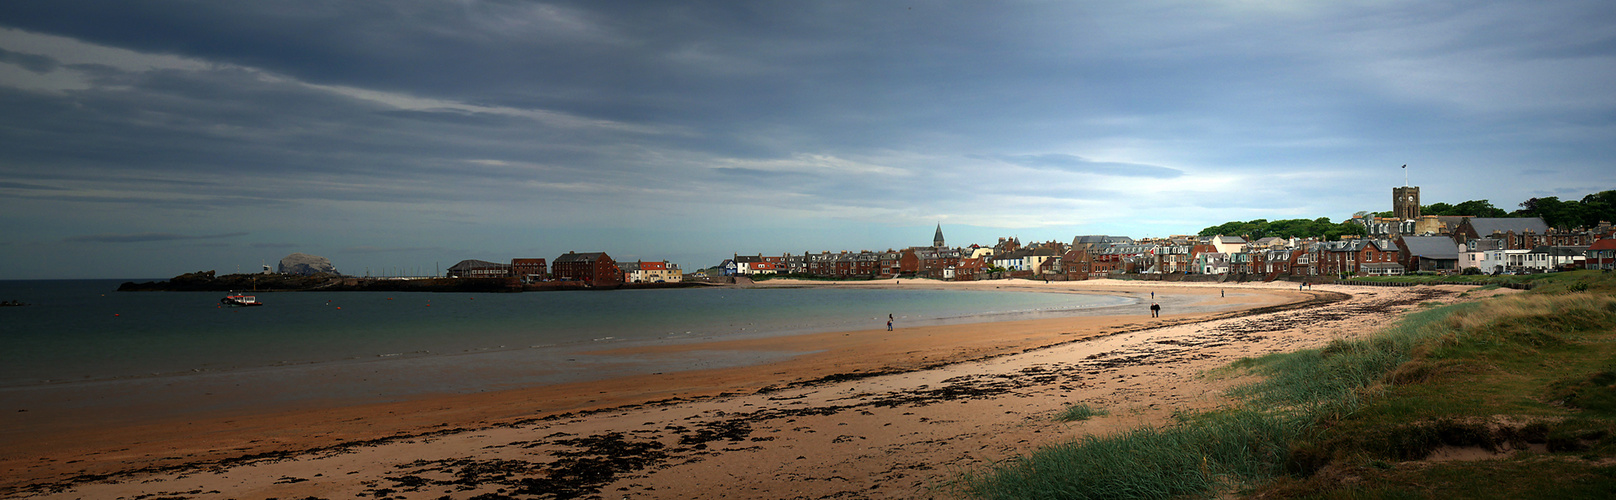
[
  {"x1": 511, "y1": 258, "x2": 547, "y2": 282},
  {"x1": 552, "y1": 252, "x2": 622, "y2": 286}
]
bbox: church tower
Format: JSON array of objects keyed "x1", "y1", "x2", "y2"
[
  {"x1": 1393, "y1": 186, "x2": 1420, "y2": 220},
  {"x1": 933, "y1": 223, "x2": 946, "y2": 248}
]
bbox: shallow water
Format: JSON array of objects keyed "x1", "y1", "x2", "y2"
[{"x1": 0, "y1": 280, "x2": 1131, "y2": 390}]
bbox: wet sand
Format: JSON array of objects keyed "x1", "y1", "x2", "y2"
[{"x1": 2, "y1": 280, "x2": 1498, "y2": 499}]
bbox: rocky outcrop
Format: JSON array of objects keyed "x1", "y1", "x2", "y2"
[
  {"x1": 279, "y1": 253, "x2": 338, "y2": 276},
  {"x1": 118, "y1": 271, "x2": 338, "y2": 291}
]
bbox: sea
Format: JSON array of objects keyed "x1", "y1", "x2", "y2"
[{"x1": 0, "y1": 279, "x2": 1132, "y2": 416}]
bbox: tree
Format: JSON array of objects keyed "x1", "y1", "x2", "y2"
[
  {"x1": 1448, "y1": 199, "x2": 1507, "y2": 218},
  {"x1": 1421, "y1": 199, "x2": 1506, "y2": 217},
  {"x1": 1514, "y1": 197, "x2": 1584, "y2": 228},
  {"x1": 1579, "y1": 190, "x2": 1616, "y2": 227},
  {"x1": 1197, "y1": 220, "x2": 1267, "y2": 239},
  {"x1": 1325, "y1": 220, "x2": 1367, "y2": 240},
  {"x1": 1197, "y1": 217, "x2": 1364, "y2": 242},
  {"x1": 1424, "y1": 202, "x2": 1454, "y2": 215}
]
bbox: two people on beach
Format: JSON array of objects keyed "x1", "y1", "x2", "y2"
[{"x1": 1150, "y1": 302, "x2": 1161, "y2": 318}]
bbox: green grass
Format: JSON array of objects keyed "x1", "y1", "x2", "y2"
[
  {"x1": 962, "y1": 271, "x2": 1616, "y2": 499},
  {"x1": 968, "y1": 409, "x2": 1302, "y2": 499},
  {"x1": 1352, "y1": 269, "x2": 1611, "y2": 291},
  {"x1": 963, "y1": 303, "x2": 1473, "y2": 499},
  {"x1": 1258, "y1": 289, "x2": 1616, "y2": 498},
  {"x1": 1055, "y1": 403, "x2": 1109, "y2": 422},
  {"x1": 1267, "y1": 460, "x2": 1616, "y2": 500}
]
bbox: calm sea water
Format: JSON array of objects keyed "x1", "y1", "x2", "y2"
[{"x1": 0, "y1": 280, "x2": 1131, "y2": 390}]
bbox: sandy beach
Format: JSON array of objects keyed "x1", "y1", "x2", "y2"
[{"x1": 0, "y1": 279, "x2": 1509, "y2": 499}]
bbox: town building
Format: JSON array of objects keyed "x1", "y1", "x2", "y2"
[
  {"x1": 511, "y1": 258, "x2": 547, "y2": 282},
  {"x1": 617, "y1": 260, "x2": 683, "y2": 283},
  {"x1": 1025, "y1": 247, "x2": 1062, "y2": 275},
  {"x1": 1196, "y1": 252, "x2": 1229, "y2": 275},
  {"x1": 1204, "y1": 235, "x2": 1247, "y2": 254},
  {"x1": 552, "y1": 251, "x2": 622, "y2": 286},
  {"x1": 1396, "y1": 236, "x2": 1460, "y2": 272},
  {"x1": 1312, "y1": 239, "x2": 1401, "y2": 277},
  {"x1": 1587, "y1": 239, "x2": 1616, "y2": 270},
  {"x1": 447, "y1": 259, "x2": 511, "y2": 278},
  {"x1": 1450, "y1": 217, "x2": 1551, "y2": 249},
  {"x1": 1393, "y1": 185, "x2": 1421, "y2": 220},
  {"x1": 1060, "y1": 246, "x2": 1094, "y2": 280},
  {"x1": 950, "y1": 257, "x2": 985, "y2": 281},
  {"x1": 1412, "y1": 215, "x2": 1469, "y2": 236}
]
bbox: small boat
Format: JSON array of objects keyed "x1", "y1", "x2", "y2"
[{"x1": 220, "y1": 293, "x2": 263, "y2": 307}]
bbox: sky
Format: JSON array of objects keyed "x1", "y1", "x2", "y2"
[{"x1": 1, "y1": 1, "x2": 1613, "y2": 280}]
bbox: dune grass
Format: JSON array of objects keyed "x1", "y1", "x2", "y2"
[
  {"x1": 1353, "y1": 269, "x2": 1609, "y2": 290},
  {"x1": 963, "y1": 273, "x2": 1616, "y2": 499},
  {"x1": 1260, "y1": 291, "x2": 1616, "y2": 498},
  {"x1": 1055, "y1": 403, "x2": 1109, "y2": 422},
  {"x1": 962, "y1": 302, "x2": 1474, "y2": 499}
]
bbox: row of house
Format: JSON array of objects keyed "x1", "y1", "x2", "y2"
[
  {"x1": 447, "y1": 252, "x2": 682, "y2": 286},
  {"x1": 721, "y1": 216, "x2": 1614, "y2": 282},
  {"x1": 1390, "y1": 217, "x2": 1614, "y2": 274},
  {"x1": 720, "y1": 227, "x2": 1039, "y2": 281},
  {"x1": 725, "y1": 247, "x2": 972, "y2": 280},
  {"x1": 1061, "y1": 216, "x2": 1610, "y2": 279}
]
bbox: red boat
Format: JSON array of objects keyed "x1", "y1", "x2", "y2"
[{"x1": 220, "y1": 293, "x2": 263, "y2": 307}]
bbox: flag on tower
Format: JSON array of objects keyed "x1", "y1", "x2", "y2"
[{"x1": 1401, "y1": 164, "x2": 1407, "y2": 168}]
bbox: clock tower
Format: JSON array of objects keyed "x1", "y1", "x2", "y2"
[{"x1": 1393, "y1": 186, "x2": 1420, "y2": 220}]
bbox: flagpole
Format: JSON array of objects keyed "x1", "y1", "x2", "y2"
[{"x1": 1402, "y1": 164, "x2": 1408, "y2": 187}]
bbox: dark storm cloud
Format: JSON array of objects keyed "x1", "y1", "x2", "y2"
[
  {"x1": 0, "y1": 3, "x2": 1444, "y2": 173},
  {"x1": 0, "y1": 181, "x2": 66, "y2": 190},
  {"x1": 0, "y1": 2, "x2": 1151, "y2": 156},
  {"x1": 65, "y1": 231, "x2": 248, "y2": 243},
  {"x1": 0, "y1": 47, "x2": 56, "y2": 72},
  {"x1": 18, "y1": 191, "x2": 292, "y2": 211},
  {"x1": 3, "y1": 1, "x2": 1616, "y2": 280},
  {"x1": 0, "y1": 62, "x2": 673, "y2": 206}
]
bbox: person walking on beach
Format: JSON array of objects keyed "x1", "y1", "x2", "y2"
[
  {"x1": 887, "y1": 318, "x2": 894, "y2": 331},
  {"x1": 1150, "y1": 302, "x2": 1161, "y2": 318}
]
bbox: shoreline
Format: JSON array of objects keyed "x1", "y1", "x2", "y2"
[{"x1": 2, "y1": 279, "x2": 1317, "y2": 495}]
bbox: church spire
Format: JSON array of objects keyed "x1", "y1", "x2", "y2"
[{"x1": 933, "y1": 223, "x2": 945, "y2": 247}]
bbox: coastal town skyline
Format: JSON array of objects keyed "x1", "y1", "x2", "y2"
[
  {"x1": 159, "y1": 182, "x2": 1616, "y2": 288},
  {"x1": 3, "y1": 2, "x2": 1615, "y2": 279}
]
